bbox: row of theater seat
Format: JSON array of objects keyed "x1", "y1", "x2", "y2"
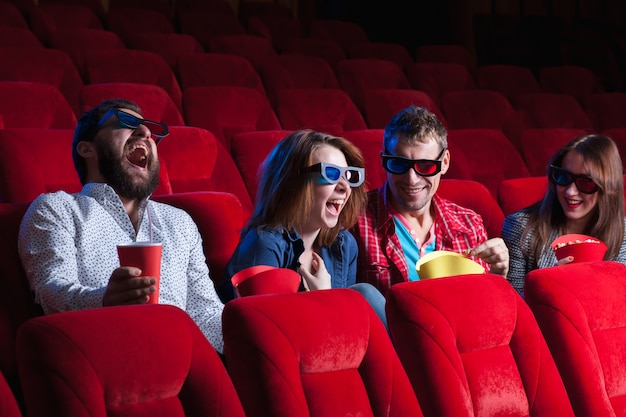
[{"x1": 2, "y1": 257, "x2": 626, "y2": 417}]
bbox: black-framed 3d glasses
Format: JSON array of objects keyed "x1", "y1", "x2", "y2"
[
  {"x1": 549, "y1": 165, "x2": 600, "y2": 194},
  {"x1": 309, "y1": 162, "x2": 365, "y2": 187},
  {"x1": 381, "y1": 147, "x2": 446, "y2": 176},
  {"x1": 97, "y1": 108, "x2": 169, "y2": 143}
]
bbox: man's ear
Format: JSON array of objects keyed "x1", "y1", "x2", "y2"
[
  {"x1": 76, "y1": 141, "x2": 96, "y2": 158},
  {"x1": 440, "y1": 148, "x2": 451, "y2": 175}
]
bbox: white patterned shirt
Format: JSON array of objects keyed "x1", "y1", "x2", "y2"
[{"x1": 18, "y1": 183, "x2": 224, "y2": 353}]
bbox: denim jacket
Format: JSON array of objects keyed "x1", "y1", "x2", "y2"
[{"x1": 222, "y1": 227, "x2": 358, "y2": 300}]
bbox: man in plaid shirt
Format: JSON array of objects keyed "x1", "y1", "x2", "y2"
[{"x1": 352, "y1": 106, "x2": 509, "y2": 295}]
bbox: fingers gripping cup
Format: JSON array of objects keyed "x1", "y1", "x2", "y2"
[{"x1": 117, "y1": 242, "x2": 162, "y2": 304}]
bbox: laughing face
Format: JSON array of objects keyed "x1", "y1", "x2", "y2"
[
  {"x1": 301, "y1": 145, "x2": 352, "y2": 234},
  {"x1": 557, "y1": 150, "x2": 599, "y2": 231},
  {"x1": 386, "y1": 135, "x2": 449, "y2": 216},
  {"x1": 93, "y1": 108, "x2": 160, "y2": 201}
]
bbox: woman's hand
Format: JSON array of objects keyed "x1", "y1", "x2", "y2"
[{"x1": 299, "y1": 252, "x2": 332, "y2": 290}]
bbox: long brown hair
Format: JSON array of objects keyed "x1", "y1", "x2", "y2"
[
  {"x1": 523, "y1": 134, "x2": 624, "y2": 261},
  {"x1": 245, "y1": 130, "x2": 367, "y2": 247}
]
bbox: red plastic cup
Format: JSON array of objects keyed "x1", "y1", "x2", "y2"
[
  {"x1": 117, "y1": 242, "x2": 162, "y2": 304},
  {"x1": 231, "y1": 265, "x2": 301, "y2": 297},
  {"x1": 551, "y1": 234, "x2": 607, "y2": 263}
]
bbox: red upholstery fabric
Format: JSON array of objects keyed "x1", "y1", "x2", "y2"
[
  {"x1": 0, "y1": 203, "x2": 40, "y2": 410},
  {"x1": 126, "y1": 33, "x2": 203, "y2": 69},
  {"x1": 525, "y1": 261, "x2": 626, "y2": 417},
  {"x1": 447, "y1": 128, "x2": 529, "y2": 198},
  {"x1": 336, "y1": 58, "x2": 412, "y2": 112},
  {"x1": 230, "y1": 130, "x2": 292, "y2": 201},
  {"x1": 276, "y1": 88, "x2": 366, "y2": 135},
  {"x1": 49, "y1": 28, "x2": 126, "y2": 80},
  {"x1": 362, "y1": 89, "x2": 446, "y2": 129},
  {"x1": 27, "y1": 4, "x2": 102, "y2": 47},
  {"x1": 475, "y1": 64, "x2": 542, "y2": 102},
  {"x1": 437, "y1": 179, "x2": 505, "y2": 238},
  {"x1": 415, "y1": 44, "x2": 476, "y2": 74},
  {"x1": 441, "y1": 90, "x2": 522, "y2": 151},
  {"x1": 278, "y1": 38, "x2": 346, "y2": 70},
  {"x1": 0, "y1": 27, "x2": 43, "y2": 48},
  {"x1": 81, "y1": 82, "x2": 185, "y2": 126},
  {"x1": 258, "y1": 54, "x2": 339, "y2": 108},
  {"x1": 497, "y1": 176, "x2": 547, "y2": 216},
  {"x1": 603, "y1": 128, "x2": 626, "y2": 171},
  {"x1": 0, "y1": 128, "x2": 171, "y2": 203},
  {"x1": 176, "y1": 53, "x2": 266, "y2": 97},
  {"x1": 182, "y1": 85, "x2": 281, "y2": 150},
  {"x1": 309, "y1": 19, "x2": 369, "y2": 51},
  {"x1": 0, "y1": 372, "x2": 21, "y2": 417},
  {"x1": 0, "y1": 2, "x2": 28, "y2": 27},
  {"x1": 38, "y1": 0, "x2": 106, "y2": 20},
  {"x1": 153, "y1": 192, "x2": 243, "y2": 287},
  {"x1": 515, "y1": 92, "x2": 593, "y2": 131},
  {"x1": 247, "y1": 15, "x2": 304, "y2": 50},
  {"x1": 539, "y1": 65, "x2": 604, "y2": 105},
  {"x1": 107, "y1": 6, "x2": 175, "y2": 41},
  {"x1": 208, "y1": 34, "x2": 277, "y2": 70},
  {"x1": 520, "y1": 128, "x2": 590, "y2": 176},
  {"x1": 585, "y1": 92, "x2": 626, "y2": 130},
  {"x1": 84, "y1": 49, "x2": 182, "y2": 110},
  {"x1": 17, "y1": 304, "x2": 246, "y2": 417},
  {"x1": 0, "y1": 46, "x2": 83, "y2": 115},
  {"x1": 406, "y1": 62, "x2": 477, "y2": 107},
  {"x1": 179, "y1": 11, "x2": 246, "y2": 50},
  {"x1": 346, "y1": 41, "x2": 414, "y2": 72},
  {"x1": 158, "y1": 126, "x2": 253, "y2": 219},
  {"x1": 0, "y1": 81, "x2": 76, "y2": 129},
  {"x1": 223, "y1": 289, "x2": 423, "y2": 417},
  {"x1": 386, "y1": 274, "x2": 575, "y2": 417}
]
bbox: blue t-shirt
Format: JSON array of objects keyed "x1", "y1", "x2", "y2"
[{"x1": 393, "y1": 217, "x2": 436, "y2": 281}]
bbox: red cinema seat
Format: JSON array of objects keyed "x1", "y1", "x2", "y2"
[
  {"x1": 126, "y1": 33, "x2": 203, "y2": 69},
  {"x1": 515, "y1": 92, "x2": 593, "y2": 131},
  {"x1": 342, "y1": 129, "x2": 389, "y2": 191},
  {"x1": 539, "y1": 65, "x2": 604, "y2": 105},
  {"x1": 208, "y1": 34, "x2": 277, "y2": 71},
  {"x1": 520, "y1": 128, "x2": 589, "y2": 176},
  {"x1": 0, "y1": 372, "x2": 21, "y2": 417},
  {"x1": 336, "y1": 58, "x2": 412, "y2": 113},
  {"x1": 27, "y1": 4, "x2": 102, "y2": 47},
  {"x1": 497, "y1": 176, "x2": 548, "y2": 216},
  {"x1": 49, "y1": 28, "x2": 126, "y2": 80},
  {"x1": 182, "y1": 85, "x2": 281, "y2": 150},
  {"x1": 475, "y1": 64, "x2": 542, "y2": 103},
  {"x1": 106, "y1": 7, "x2": 175, "y2": 45},
  {"x1": 525, "y1": 261, "x2": 626, "y2": 417},
  {"x1": 279, "y1": 38, "x2": 346, "y2": 71},
  {"x1": 108, "y1": 0, "x2": 174, "y2": 24},
  {"x1": 83, "y1": 49, "x2": 182, "y2": 110},
  {"x1": 17, "y1": 305, "x2": 246, "y2": 417},
  {"x1": 585, "y1": 92, "x2": 626, "y2": 130},
  {"x1": 230, "y1": 130, "x2": 292, "y2": 202},
  {"x1": 406, "y1": 62, "x2": 477, "y2": 107},
  {"x1": 309, "y1": 19, "x2": 369, "y2": 52},
  {"x1": 37, "y1": 0, "x2": 105, "y2": 20},
  {"x1": 246, "y1": 15, "x2": 304, "y2": 50},
  {"x1": 0, "y1": 1, "x2": 28, "y2": 27},
  {"x1": 0, "y1": 27, "x2": 43, "y2": 48},
  {"x1": 346, "y1": 41, "x2": 413, "y2": 72},
  {"x1": 447, "y1": 128, "x2": 530, "y2": 198},
  {"x1": 223, "y1": 289, "x2": 424, "y2": 417},
  {"x1": 178, "y1": 11, "x2": 245, "y2": 50},
  {"x1": 258, "y1": 54, "x2": 339, "y2": 108},
  {"x1": 0, "y1": 81, "x2": 76, "y2": 129},
  {"x1": 386, "y1": 274, "x2": 575, "y2": 417},
  {"x1": 276, "y1": 88, "x2": 367, "y2": 136},
  {"x1": 158, "y1": 126, "x2": 254, "y2": 220},
  {"x1": 176, "y1": 53, "x2": 266, "y2": 98},
  {"x1": 602, "y1": 128, "x2": 626, "y2": 171},
  {"x1": 415, "y1": 44, "x2": 476, "y2": 75},
  {"x1": 0, "y1": 46, "x2": 83, "y2": 115},
  {"x1": 80, "y1": 82, "x2": 185, "y2": 126},
  {"x1": 437, "y1": 179, "x2": 505, "y2": 239},
  {"x1": 362, "y1": 89, "x2": 446, "y2": 129},
  {"x1": 441, "y1": 90, "x2": 522, "y2": 151}
]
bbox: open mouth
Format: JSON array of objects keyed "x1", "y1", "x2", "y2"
[
  {"x1": 126, "y1": 143, "x2": 149, "y2": 168},
  {"x1": 326, "y1": 199, "x2": 344, "y2": 215}
]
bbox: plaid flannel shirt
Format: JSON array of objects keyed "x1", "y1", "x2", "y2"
[{"x1": 353, "y1": 185, "x2": 489, "y2": 295}]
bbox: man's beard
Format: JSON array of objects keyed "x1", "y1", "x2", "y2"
[{"x1": 96, "y1": 141, "x2": 160, "y2": 201}]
